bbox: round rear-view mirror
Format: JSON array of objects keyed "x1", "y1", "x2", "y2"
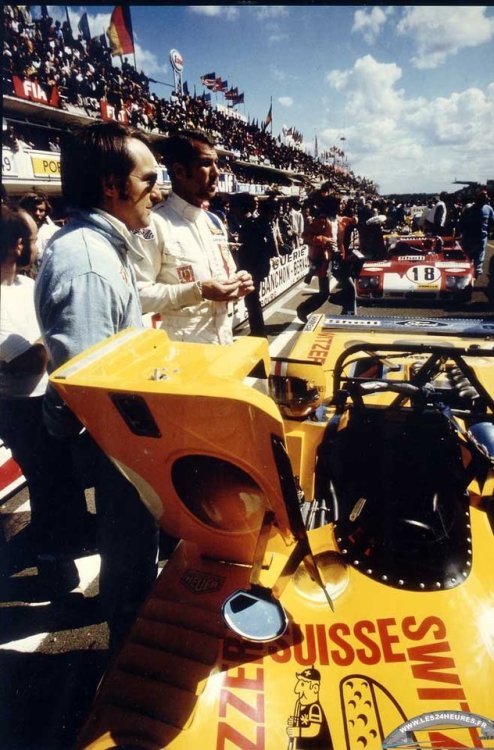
[{"x1": 222, "y1": 585, "x2": 288, "y2": 642}]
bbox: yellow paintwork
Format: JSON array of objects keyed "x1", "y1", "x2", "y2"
[
  {"x1": 49, "y1": 322, "x2": 494, "y2": 750},
  {"x1": 52, "y1": 329, "x2": 294, "y2": 564}
]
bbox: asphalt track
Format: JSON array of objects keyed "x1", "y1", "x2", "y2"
[{"x1": 1, "y1": 240, "x2": 493, "y2": 750}]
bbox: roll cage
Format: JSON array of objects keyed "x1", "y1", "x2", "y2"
[{"x1": 331, "y1": 340, "x2": 494, "y2": 417}]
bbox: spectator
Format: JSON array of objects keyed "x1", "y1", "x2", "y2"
[
  {"x1": 3, "y1": 125, "x2": 19, "y2": 151},
  {"x1": 278, "y1": 199, "x2": 296, "y2": 251},
  {"x1": 301, "y1": 200, "x2": 314, "y2": 226},
  {"x1": 18, "y1": 190, "x2": 59, "y2": 267},
  {"x1": 232, "y1": 194, "x2": 279, "y2": 337},
  {"x1": 424, "y1": 193, "x2": 448, "y2": 236},
  {"x1": 446, "y1": 197, "x2": 464, "y2": 237},
  {"x1": 357, "y1": 200, "x2": 386, "y2": 259},
  {"x1": 35, "y1": 121, "x2": 161, "y2": 652},
  {"x1": 2, "y1": 3, "x2": 378, "y2": 199},
  {"x1": 48, "y1": 135, "x2": 61, "y2": 151},
  {"x1": 296, "y1": 194, "x2": 340, "y2": 323},
  {"x1": 332, "y1": 204, "x2": 360, "y2": 316},
  {"x1": 458, "y1": 188, "x2": 494, "y2": 279},
  {"x1": 208, "y1": 194, "x2": 228, "y2": 224},
  {"x1": 14, "y1": 131, "x2": 34, "y2": 151},
  {"x1": 130, "y1": 129, "x2": 253, "y2": 344},
  {"x1": 287, "y1": 198, "x2": 305, "y2": 249},
  {"x1": 394, "y1": 202, "x2": 406, "y2": 226},
  {"x1": 0, "y1": 204, "x2": 91, "y2": 595}
]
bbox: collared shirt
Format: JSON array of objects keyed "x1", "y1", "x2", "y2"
[
  {"x1": 129, "y1": 192, "x2": 237, "y2": 345},
  {"x1": 35, "y1": 209, "x2": 143, "y2": 436}
]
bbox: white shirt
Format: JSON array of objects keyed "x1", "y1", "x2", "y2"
[
  {"x1": 129, "y1": 192, "x2": 237, "y2": 345},
  {"x1": 289, "y1": 208, "x2": 305, "y2": 245},
  {"x1": 37, "y1": 217, "x2": 59, "y2": 261},
  {"x1": 0, "y1": 275, "x2": 48, "y2": 398}
]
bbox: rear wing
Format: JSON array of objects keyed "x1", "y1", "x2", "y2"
[{"x1": 319, "y1": 315, "x2": 494, "y2": 338}]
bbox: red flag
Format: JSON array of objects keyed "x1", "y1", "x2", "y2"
[
  {"x1": 107, "y1": 6, "x2": 134, "y2": 56},
  {"x1": 49, "y1": 85, "x2": 60, "y2": 108}
]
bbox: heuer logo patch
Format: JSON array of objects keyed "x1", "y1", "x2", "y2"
[{"x1": 181, "y1": 569, "x2": 225, "y2": 594}]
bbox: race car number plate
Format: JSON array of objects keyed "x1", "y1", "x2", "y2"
[{"x1": 405, "y1": 265, "x2": 441, "y2": 286}]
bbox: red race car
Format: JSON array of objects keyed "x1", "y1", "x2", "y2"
[{"x1": 356, "y1": 235, "x2": 474, "y2": 304}]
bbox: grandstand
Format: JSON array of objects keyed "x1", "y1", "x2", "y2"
[{"x1": 2, "y1": 4, "x2": 378, "y2": 211}]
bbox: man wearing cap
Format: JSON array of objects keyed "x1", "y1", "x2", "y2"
[{"x1": 286, "y1": 666, "x2": 333, "y2": 748}]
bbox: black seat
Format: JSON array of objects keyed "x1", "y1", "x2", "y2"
[{"x1": 315, "y1": 407, "x2": 471, "y2": 591}]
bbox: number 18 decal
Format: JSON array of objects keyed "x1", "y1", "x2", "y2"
[{"x1": 406, "y1": 265, "x2": 441, "y2": 285}]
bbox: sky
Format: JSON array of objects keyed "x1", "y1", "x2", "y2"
[{"x1": 42, "y1": 4, "x2": 494, "y2": 195}]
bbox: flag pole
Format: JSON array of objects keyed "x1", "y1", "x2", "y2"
[
  {"x1": 270, "y1": 95, "x2": 273, "y2": 135},
  {"x1": 65, "y1": 6, "x2": 73, "y2": 38},
  {"x1": 127, "y1": 5, "x2": 137, "y2": 70}
]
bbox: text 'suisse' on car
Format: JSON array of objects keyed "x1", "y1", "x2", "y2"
[
  {"x1": 48, "y1": 315, "x2": 494, "y2": 750},
  {"x1": 356, "y1": 234, "x2": 475, "y2": 304}
]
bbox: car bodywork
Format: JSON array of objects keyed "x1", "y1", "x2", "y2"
[
  {"x1": 49, "y1": 317, "x2": 494, "y2": 750},
  {"x1": 356, "y1": 235, "x2": 474, "y2": 303},
  {"x1": 0, "y1": 440, "x2": 25, "y2": 501}
]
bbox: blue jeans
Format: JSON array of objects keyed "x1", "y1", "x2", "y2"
[{"x1": 463, "y1": 237, "x2": 487, "y2": 277}]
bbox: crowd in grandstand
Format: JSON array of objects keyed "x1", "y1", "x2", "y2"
[{"x1": 2, "y1": 4, "x2": 377, "y2": 196}]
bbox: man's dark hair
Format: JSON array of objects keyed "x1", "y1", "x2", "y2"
[
  {"x1": 258, "y1": 198, "x2": 279, "y2": 216},
  {"x1": 18, "y1": 190, "x2": 52, "y2": 216},
  {"x1": 229, "y1": 192, "x2": 256, "y2": 213},
  {"x1": 0, "y1": 204, "x2": 30, "y2": 263},
  {"x1": 319, "y1": 195, "x2": 341, "y2": 217},
  {"x1": 475, "y1": 187, "x2": 489, "y2": 204},
  {"x1": 61, "y1": 121, "x2": 154, "y2": 210},
  {"x1": 157, "y1": 129, "x2": 214, "y2": 184}
]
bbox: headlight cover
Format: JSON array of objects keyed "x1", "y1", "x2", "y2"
[
  {"x1": 358, "y1": 275, "x2": 380, "y2": 289},
  {"x1": 445, "y1": 275, "x2": 470, "y2": 290}
]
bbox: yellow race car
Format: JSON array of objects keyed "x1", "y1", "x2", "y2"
[{"x1": 49, "y1": 316, "x2": 494, "y2": 750}]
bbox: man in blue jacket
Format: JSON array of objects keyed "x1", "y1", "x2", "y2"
[
  {"x1": 459, "y1": 187, "x2": 494, "y2": 279},
  {"x1": 35, "y1": 121, "x2": 161, "y2": 652}
]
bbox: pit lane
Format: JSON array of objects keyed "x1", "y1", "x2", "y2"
[{"x1": 1, "y1": 239, "x2": 493, "y2": 750}]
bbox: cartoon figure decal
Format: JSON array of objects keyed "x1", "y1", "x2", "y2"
[{"x1": 286, "y1": 666, "x2": 333, "y2": 749}]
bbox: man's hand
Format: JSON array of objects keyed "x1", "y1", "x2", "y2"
[
  {"x1": 200, "y1": 277, "x2": 241, "y2": 301},
  {"x1": 200, "y1": 271, "x2": 254, "y2": 302},
  {"x1": 235, "y1": 270, "x2": 255, "y2": 297}
]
